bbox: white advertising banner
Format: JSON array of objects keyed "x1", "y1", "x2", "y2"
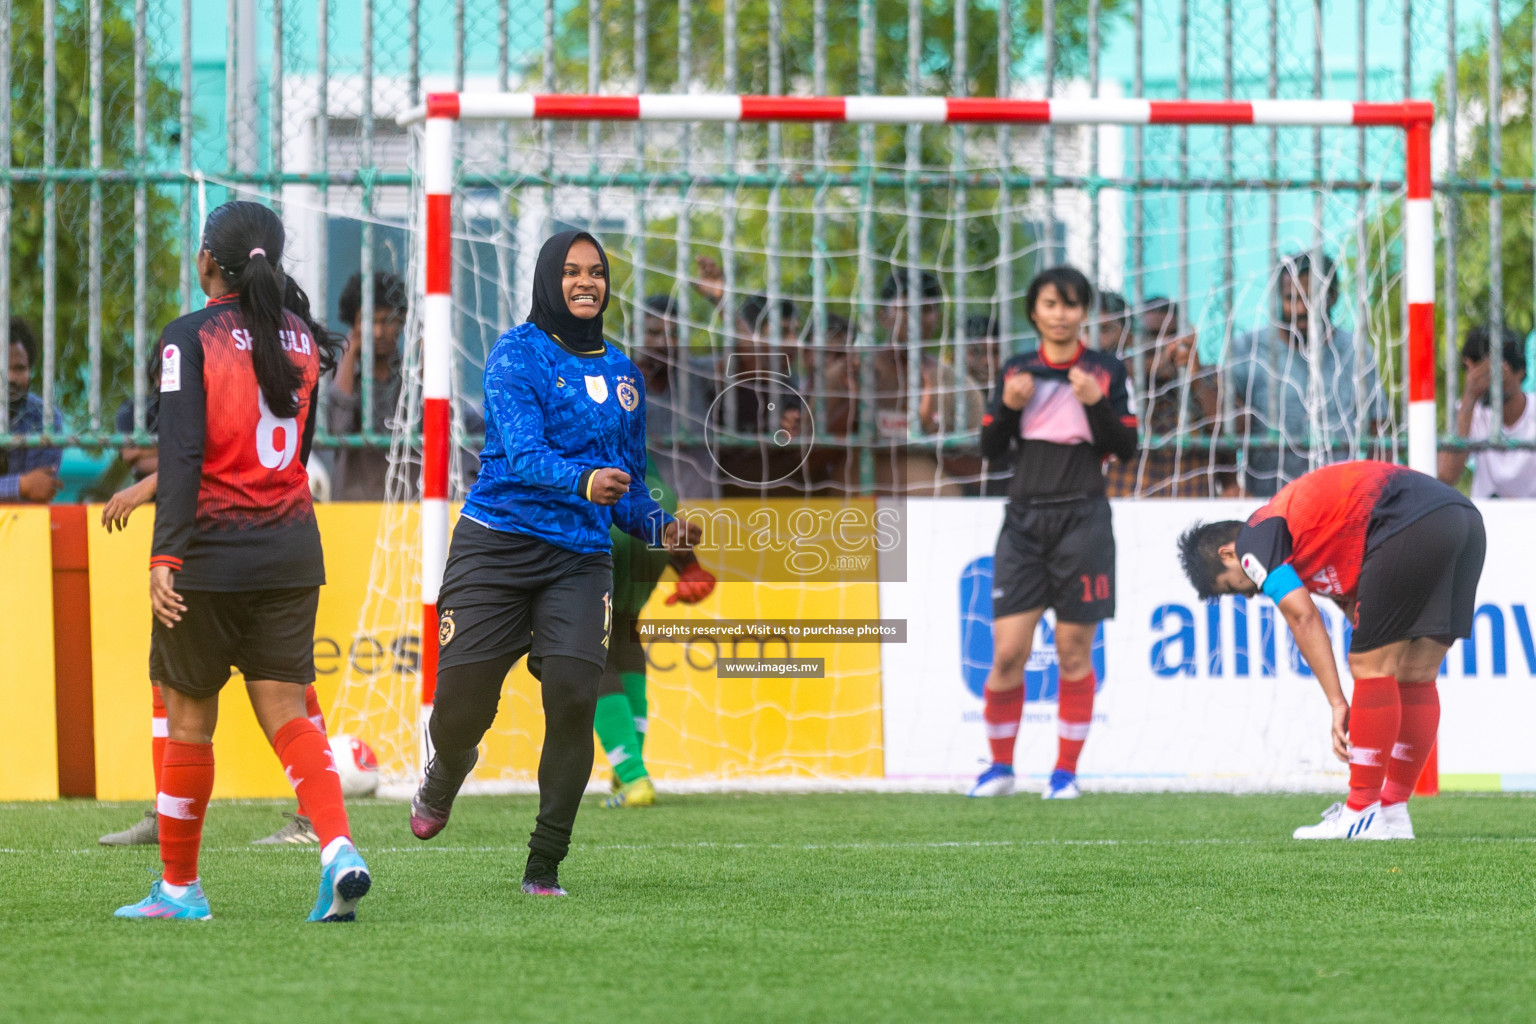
[{"x1": 880, "y1": 498, "x2": 1536, "y2": 792}]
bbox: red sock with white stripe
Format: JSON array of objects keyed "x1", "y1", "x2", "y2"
[
  {"x1": 272, "y1": 718, "x2": 351, "y2": 850},
  {"x1": 983, "y1": 685, "x2": 1025, "y2": 766},
  {"x1": 150, "y1": 686, "x2": 168, "y2": 794},
  {"x1": 1054, "y1": 672, "x2": 1096, "y2": 773},
  {"x1": 1380, "y1": 680, "x2": 1439, "y2": 806},
  {"x1": 158, "y1": 740, "x2": 215, "y2": 886},
  {"x1": 296, "y1": 686, "x2": 329, "y2": 818},
  {"x1": 1346, "y1": 676, "x2": 1401, "y2": 811},
  {"x1": 304, "y1": 685, "x2": 328, "y2": 732}
]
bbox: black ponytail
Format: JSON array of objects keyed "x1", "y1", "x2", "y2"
[
  {"x1": 282, "y1": 276, "x2": 345, "y2": 378},
  {"x1": 200, "y1": 201, "x2": 303, "y2": 418}
]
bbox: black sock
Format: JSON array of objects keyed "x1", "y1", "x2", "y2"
[
  {"x1": 524, "y1": 851, "x2": 559, "y2": 883},
  {"x1": 429, "y1": 652, "x2": 520, "y2": 760},
  {"x1": 527, "y1": 655, "x2": 600, "y2": 865}
]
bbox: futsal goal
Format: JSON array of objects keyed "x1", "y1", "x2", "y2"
[{"x1": 329, "y1": 92, "x2": 1436, "y2": 794}]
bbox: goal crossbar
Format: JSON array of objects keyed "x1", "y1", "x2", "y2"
[{"x1": 400, "y1": 92, "x2": 1436, "y2": 737}]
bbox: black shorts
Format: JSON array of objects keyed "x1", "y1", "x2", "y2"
[
  {"x1": 992, "y1": 499, "x2": 1116, "y2": 622},
  {"x1": 149, "y1": 587, "x2": 319, "y2": 699},
  {"x1": 1351, "y1": 502, "x2": 1486, "y2": 652},
  {"x1": 436, "y1": 518, "x2": 613, "y2": 672}
]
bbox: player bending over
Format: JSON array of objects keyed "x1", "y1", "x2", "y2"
[
  {"x1": 598, "y1": 461, "x2": 715, "y2": 809},
  {"x1": 116, "y1": 201, "x2": 369, "y2": 922},
  {"x1": 100, "y1": 287, "x2": 340, "y2": 849},
  {"x1": 1178, "y1": 460, "x2": 1485, "y2": 840},
  {"x1": 969, "y1": 266, "x2": 1138, "y2": 799},
  {"x1": 409, "y1": 231, "x2": 697, "y2": 895}
]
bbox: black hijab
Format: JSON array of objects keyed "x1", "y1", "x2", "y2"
[{"x1": 527, "y1": 230, "x2": 611, "y2": 353}]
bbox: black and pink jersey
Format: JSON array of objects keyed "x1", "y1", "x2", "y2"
[
  {"x1": 979, "y1": 342, "x2": 1138, "y2": 501},
  {"x1": 1235, "y1": 461, "x2": 1471, "y2": 605},
  {"x1": 150, "y1": 293, "x2": 324, "y2": 591}
]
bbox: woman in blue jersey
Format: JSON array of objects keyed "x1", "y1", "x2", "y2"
[{"x1": 410, "y1": 230, "x2": 695, "y2": 896}]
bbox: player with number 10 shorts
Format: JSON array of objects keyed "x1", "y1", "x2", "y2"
[{"x1": 968, "y1": 266, "x2": 1138, "y2": 801}]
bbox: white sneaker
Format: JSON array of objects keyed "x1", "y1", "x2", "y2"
[
  {"x1": 967, "y1": 763, "x2": 1016, "y2": 797},
  {"x1": 1041, "y1": 769, "x2": 1081, "y2": 800},
  {"x1": 1293, "y1": 801, "x2": 1392, "y2": 840},
  {"x1": 1380, "y1": 801, "x2": 1414, "y2": 839}
]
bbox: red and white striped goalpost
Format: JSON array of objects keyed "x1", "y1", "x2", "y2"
[{"x1": 402, "y1": 94, "x2": 1439, "y2": 785}]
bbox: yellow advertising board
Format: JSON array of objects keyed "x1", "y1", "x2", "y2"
[
  {"x1": 88, "y1": 504, "x2": 391, "y2": 800},
  {"x1": 0, "y1": 508, "x2": 58, "y2": 800},
  {"x1": 88, "y1": 503, "x2": 885, "y2": 799}
]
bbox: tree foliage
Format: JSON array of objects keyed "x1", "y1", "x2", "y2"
[
  {"x1": 541, "y1": 0, "x2": 1126, "y2": 341},
  {"x1": 10, "y1": 0, "x2": 182, "y2": 427},
  {"x1": 1437, "y1": 2, "x2": 1536, "y2": 340}
]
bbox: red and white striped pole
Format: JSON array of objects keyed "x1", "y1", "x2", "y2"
[
  {"x1": 1404, "y1": 120, "x2": 1439, "y2": 794},
  {"x1": 1403, "y1": 119, "x2": 1436, "y2": 478},
  {"x1": 419, "y1": 111, "x2": 454, "y2": 769},
  {"x1": 403, "y1": 92, "x2": 1431, "y2": 130}
]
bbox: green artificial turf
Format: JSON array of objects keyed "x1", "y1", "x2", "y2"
[{"x1": 1, "y1": 793, "x2": 1532, "y2": 1024}]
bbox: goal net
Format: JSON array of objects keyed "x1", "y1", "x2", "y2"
[{"x1": 329, "y1": 94, "x2": 1433, "y2": 793}]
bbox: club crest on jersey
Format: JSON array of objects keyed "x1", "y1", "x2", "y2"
[
  {"x1": 1240, "y1": 553, "x2": 1267, "y2": 586},
  {"x1": 439, "y1": 610, "x2": 456, "y2": 647},
  {"x1": 556, "y1": 376, "x2": 566, "y2": 388},
  {"x1": 585, "y1": 374, "x2": 609, "y2": 404},
  {"x1": 616, "y1": 376, "x2": 640, "y2": 411}
]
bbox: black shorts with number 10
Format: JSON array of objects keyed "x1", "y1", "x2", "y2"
[
  {"x1": 435, "y1": 517, "x2": 613, "y2": 673},
  {"x1": 992, "y1": 498, "x2": 1116, "y2": 622}
]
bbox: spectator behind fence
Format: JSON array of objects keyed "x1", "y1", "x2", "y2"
[
  {"x1": 795, "y1": 312, "x2": 863, "y2": 494},
  {"x1": 1, "y1": 317, "x2": 63, "y2": 503},
  {"x1": 328, "y1": 271, "x2": 408, "y2": 500},
  {"x1": 1226, "y1": 252, "x2": 1387, "y2": 496},
  {"x1": 632, "y1": 293, "x2": 719, "y2": 499},
  {"x1": 1094, "y1": 291, "x2": 1132, "y2": 355},
  {"x1": 1437, "y1": 323, "x2": 1536, "y2": 498},
  {"x1": 1105, "y1": 297, "x2": 1225, "y2": 498},
  {"x1": 874, "y1": 270, "x2": 973, "y2": 495},
  {"x1": 713, "y1": 295, "x2": 807, "y2": 496},
  {"x1": 951, "y1": 313, "x2": 1010, "y2": 496}
]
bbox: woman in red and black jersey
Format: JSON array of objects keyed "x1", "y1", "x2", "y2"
[
  {"x1": 114, "y1": 201, "x2": 369, "y2": 924},
  {"x1": 969, "y1": 266, "x2": 1138, "y2": 800}
]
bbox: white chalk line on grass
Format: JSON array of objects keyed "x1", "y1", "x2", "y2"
[{"x1": 6, "y1": 835, "x2": 1536, "y2": 856}]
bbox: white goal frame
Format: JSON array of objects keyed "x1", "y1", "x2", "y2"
[{"x1": 399, "y1": 92, "x2": 1438, "y2": 749}]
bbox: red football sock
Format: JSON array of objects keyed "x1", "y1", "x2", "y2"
[
  {"x1": 1347, "y1": 676, "x2": 1401, "y2": 810},
  {"x1": 272, "y1": 718, "x2": 351, "y2": 849},
  {"x1": 1054, "y1": 671, "x2": 1096, "y2": 774},
  {"x1": 983, "y1": 685, "x2": 1025, "y2": 766},
  {"x1": 304, "y1": 685, "x2": 328, "y2": 732},
  {"x1": 158, "y1": 740, "x2": 215, "y2": 886},
  {"x1": 296, "y1": 686, "x2": 330, "y2": 819},
  {"x1": 1381, "y1": 680, "x2": 1440, "y2": 806},
  {"x1": 150, "y1": 686, "x2": 168, "y2": 794}
]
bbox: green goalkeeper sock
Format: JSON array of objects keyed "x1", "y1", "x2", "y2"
[
  {"x1": 621, "y1": 671, "x2": 649, "y2": 756},
  {"x1": 594, "y1": 692, "x2": 648, "y2": 784}
]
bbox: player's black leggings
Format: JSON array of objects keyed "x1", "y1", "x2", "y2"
[{"x1": 429, "y1": 653, "x2": 601, "y2": 865}]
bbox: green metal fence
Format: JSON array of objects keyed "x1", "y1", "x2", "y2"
[{"x1": 2, "y1": 0, "x2": 1533, "y2": 502}]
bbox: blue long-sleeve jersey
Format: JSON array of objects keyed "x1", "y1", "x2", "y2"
[{"x1": 462, "y1": 322, "x2": 674, "y2": 554}]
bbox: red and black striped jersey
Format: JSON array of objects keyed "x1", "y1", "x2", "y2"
[
  {"x1": 1236, "y1": 461, "x2": 1470, "y2": 604},
  {"x1": 150, "y1": 293, "x2": 324, "y2": 591},
  {"x1": 979, "y1": 342, "x2": 1138, "y2": 501}
]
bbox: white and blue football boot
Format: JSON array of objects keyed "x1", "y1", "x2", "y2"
[
  {"x1": 967, "y1": 763, "x2": 1016, "y2": 797},
  {"x1": 1293, "y1": 801, "x2": 1392, "y2": 840},
  {"x1": 1041, "y1": 769, "x2": 1081, "y2": 800},
  {"x1": 307, "y1": 841, "x2": 372, "y2": 922}
]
